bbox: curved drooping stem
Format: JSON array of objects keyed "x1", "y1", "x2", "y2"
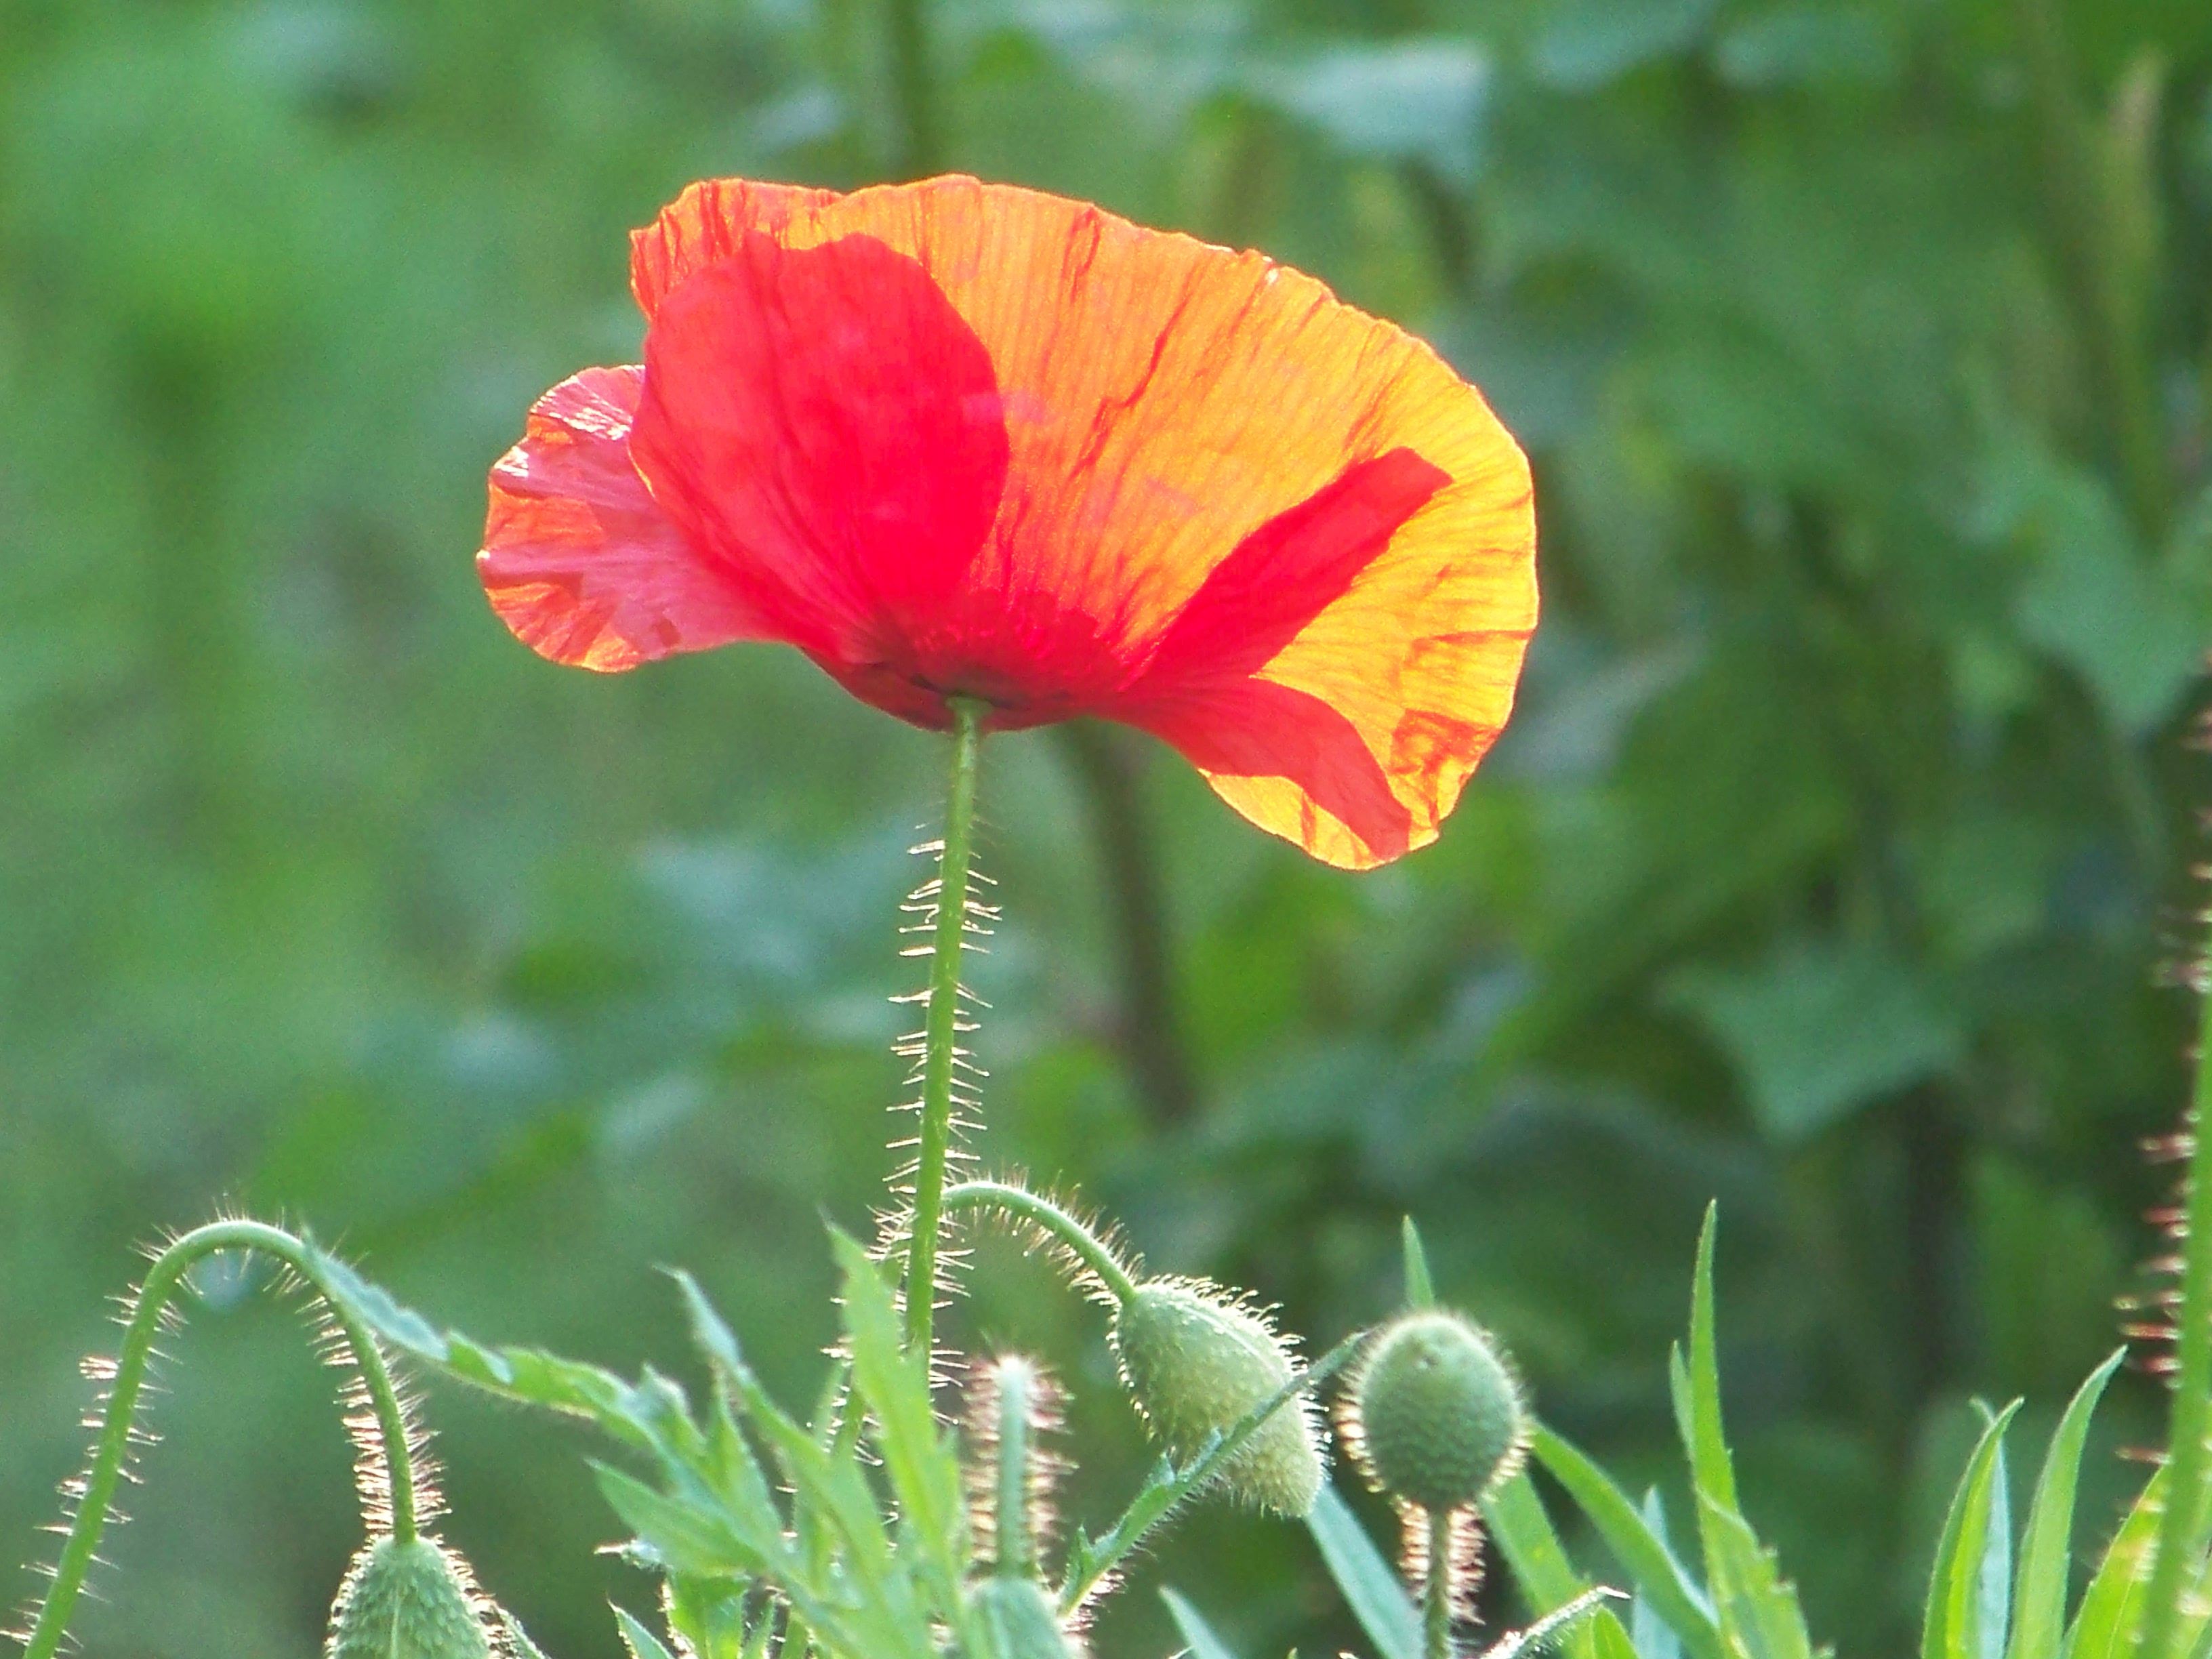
[
  {"x1": 2140, "y1": 982, "x2": 2212, "y2": 1659},
  {"x1": 22, "y1": 1219, "x2": 419, "y2": 1659},
  {"x1": 941, "y1": 1179, "x2": 1139, "y2": 1307},
  {"x1": 905, "y1": 697, "x2": 987, "y2": 1358}
]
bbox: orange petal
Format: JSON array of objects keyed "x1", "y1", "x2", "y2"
[
  {"x1": 630, "y1": 176, "x2": 1536, "y2": 864},
  {"x1": 479, "y1": 366, "x2": 764, "y2": 672}
]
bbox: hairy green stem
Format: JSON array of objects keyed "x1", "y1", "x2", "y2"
[
  {"x1": 22, "y1": 1220, "x2": 417, "y2": 1659},
  {"x1": 994, "y1": 1361, "x2": 1035, "y2": 1578},
  {"x1": 1425, "y1": 1507, "x2": 1455, "y2": 1659},
  {"x1": 941, "y1": 1179, "x2": 1139, "y2": 1306},
  {"x1": 2139, "y1": 985, "x2": 2212, "y2": 1659},
  {"x1": 905, "y1": 697, "x2": 986, "y2": 1357}
]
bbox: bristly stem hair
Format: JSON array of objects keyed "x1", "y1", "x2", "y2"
[
  {"x1": 905, "y1": 696, "x2": 987, "y2": 1359},
  {"x1": 18, "y1": 1219, "x2": 419, "y2": 1659},
  {"x1": 1425, "y1": 1506, "x2": 1456, "y2": 1659},
  {"x1": 941, "y1": 1179, "x2": 1139, "y2": 1306},
  {"x1": 2140, "y1": 978, "x2": 2212, "y2": 1659}
]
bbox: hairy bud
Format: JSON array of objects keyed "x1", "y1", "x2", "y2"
[
  {"x1": 1109, "y1": 1279, "x2": 1323, "y2": 1517},
  {"x1": 972, "y1": 1578, "x2": 1084, "y2": 1659},
  {"x1": 326, "y1": 1537, "x2": 493, "y2": 1659},
  {"x1": 1343, "y1": 1311, "x2": 1526, "y2": 1513}
]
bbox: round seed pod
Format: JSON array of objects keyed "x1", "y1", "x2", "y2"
[
  {"x1": 972, "y1": 1576, "x2": 1084, "y2": 1659},
  {"x1": 1109, "y1": 1279, "x2": 1324, "y2": 1517},
  {"x1": 326, "y1": 1536, "x2": 493, "y2": 1659},
  {"x1": 1344, "y1": 1311, "x2": 1525, "y2": 1513}
]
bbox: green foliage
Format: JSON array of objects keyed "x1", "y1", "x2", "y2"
[
  {"x1": 3, "y1": 0, "x2": 2209, "y2": 1656},
  {"x1": 1528, "y1": 1216, "x2": 2191, "y2": 1659}
]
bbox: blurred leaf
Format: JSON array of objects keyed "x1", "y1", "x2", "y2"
[
  {"x1": 1712, "y1": 7, "x2": 1898, "y2": 88},
  {"x1": 1667, "y1": 941, "x2": 1963, "y2": 1143},
  {"x1": 613, "y1": 1603, "x2": 680, "y2": 1659},
  {"x1": 1163, "y1": 1587, "x2": 1246, "y2": 1659},
  {"x1": 1245, "y1": 41, "x2": 1490, "y2": 181},
  {"x1": 2013, "y1": 471, "x2": 2207, "y2": 736},
  {"x1": 1528, "y1": 0, "x2": 1719, "y2": 90},
  {"x1": 1530, "y1": 1427, "x2": 1723, "y2": 1659},
  {"x1": 1631, "y1": 1492, "x2": 1688, "y2": 1659},
  {"x1": 1306, "y1": 1486, "x2": 1421, "y2": 1659},
  {"x1": 1485, "y1": 1473, "x2": 1643, "y2": 1659}
]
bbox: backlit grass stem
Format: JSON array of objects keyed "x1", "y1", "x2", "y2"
[
  {"x1": 905, "y1": 696, "x2": 987, "y2": 1358},
  {"x1": 22, "y1": 1220, "x2": 417, "y2": 1659},
  {"x1": 2139, "y1": 982, "x2": 2212, "y2": 1659}
]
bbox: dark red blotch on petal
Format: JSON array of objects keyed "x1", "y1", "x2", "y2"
[
  {"x1": 629, "y1": 230, "x2": 1010, "y2": 671},
  {"x1": 1110, "y1": 447, "x2": 1450, "y2": 859}
]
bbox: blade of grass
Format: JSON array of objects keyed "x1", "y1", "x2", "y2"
[
  {"x1": 1530, "y1": 1426, "x2": 1723, "y2": 1659},
  {"x1": 1923, "y1": 1402, "x2": 2023, "y2": 1659},
  {"x1": 2007, "y1": 1351, "x2": 2125, "y2": 1659}
]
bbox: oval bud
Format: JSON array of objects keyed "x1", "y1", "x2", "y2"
[
  {"x1": 327, "y1": 1537, "x2": 493, "y2": 1659},
  {"x1": 972, "y1": 1577, "x2": 1084, "y2": 1659},
  {"x1": 1345, "y1": 1311, "x2": 1525, "y2": 1512},
  {"x1": 1109, "y1": 1279, "x2": 1323, "y2": 1517}
]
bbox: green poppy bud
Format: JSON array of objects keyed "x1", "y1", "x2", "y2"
[
  {"x1": 971, "y1": 1577, "x2": 1083, "y2": 1659},
  {"x1": 1344, "y1": 1311, "x2": 1525, "y2": 1513},
  {"x1": 326, "y1": 1536, "x2": 493, "y2": 1659},
  {"x1": 1109, "y1": 1279, "x2": 1324, "y2": 1517}
]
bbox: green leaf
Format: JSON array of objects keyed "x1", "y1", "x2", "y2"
[
  {"x1": 595, "y1": 1463, "x2": 752, "y2": 1580},
  {"x1": 1923, "y1": 1402, "x2": 2023, "y2": 1659},
  {"x1": 1403, "y1": 1218, "x2": 1437, "y2": 1310},
  {"x1": 2064, "y1": 1470, "x2": 2163, "y2": 1659},
  {"x1": 1711, "y1": 7, "x2": 1897, "y2": 88},
  {"x1": 1700, "y1": 1500, "x2": 1816, "y2": 1659},
  {"x1": 1484, "y1": 1472, "x2": 1642, "y2": 1659},
  {"x1": 2008, "y1": 1352, "x2": 2125, "y2": 1659},
  {"x1": 1492, "y1": 1589, "x2": 1635, "y2": 1659},
  {"x1": 1529, "y1": 0, "x2": 1717, "y2": 89},
  {"x1": 2015, "y1": 470, "x2": 2207, "y2": 735},
  {"x1": 613, "y1": 1606, "x2": 678, "y2": 1659},
  {"x1": 1666, "y1": 943, "x2": 1963, "y2": 1144},
  {"x1": 1681, "y1": 1207, "x2": 1739, "y2": 1519},
  {"x1": 1164, "y1": 1588, "x2": 1245, "y2": 1659},
  {"x1": 1530, "y1": 1427, "x2": 1723, "y2": 1659},
  {"x1": 830, "y1": 1231, "x2": 968, "y2": 1594},
  {"x1": 1632, "y1": 1493, "x2": 1687, "y2": 1659},
  {"x1": 1306, "y1": 1485, "x2": 1421, "y2": 1659},
  {"x1": 1243, "y1": 41, "x2": 1490, "y2": 181}
]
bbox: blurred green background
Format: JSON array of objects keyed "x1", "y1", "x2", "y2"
[{"x1": 3, "y1": 0, "x2": 2210, "y2": 1656}]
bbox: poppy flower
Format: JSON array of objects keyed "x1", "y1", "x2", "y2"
[{"x1": 480, "y1": 176, "x2": 1536, "y2": 869}]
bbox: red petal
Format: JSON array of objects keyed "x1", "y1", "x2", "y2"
[
  {"x1": 613, "y1": 176, "x2": 1539, "y2": 862},
  {"x1": 478, "y1": 366, "x2": 762, "y2": 672},
  {"x1": 628, "y1": 229, "x2": 1010, "y2": 669},
  {"x1": 1130, "y1": 448, "x2": 1451, "y2": 691},
  {"x1": 1122, "y1": 675, "x2": 1415, "y2": 864}
]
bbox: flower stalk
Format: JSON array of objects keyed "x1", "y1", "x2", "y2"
[
  {"x1": 2139, "y1": 980, "x2": 2212, "y2": 1659},
  {"x1": 22, "y1": 1219, "x2": 419, "y2": 1659},
  {"x1": 905, "y1": 696, "x2": 987, "y2": 1358},
  {"x1": 1425, "y1": 1507, "x2": 1455, "y2": 1659},
  {"x1": 940, "y1": 1179, "x2": 1139, "y2": 1306}
]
